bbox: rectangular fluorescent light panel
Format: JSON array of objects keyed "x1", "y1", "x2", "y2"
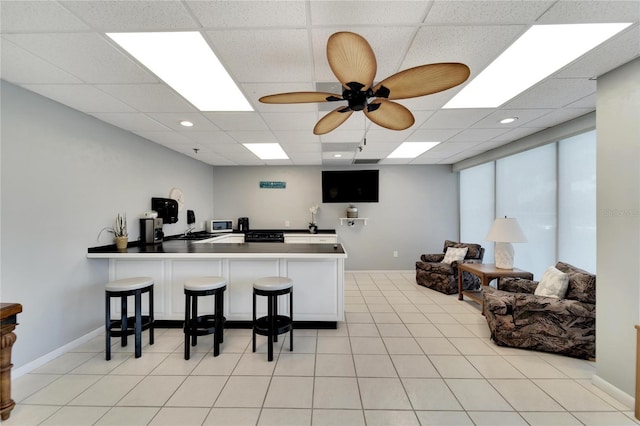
[
  {"x1": 244, "y1": 143, "x2": 289, "y2": 160},
  {"x1": 387, "y1": 142, "x2": 440, "y2": 158},
  {"x1": 444, "y1": 23, "x2": 632, "y2": 109},
  {"x1": 107, "y1": 32, "x2": 253, "y2": 112}
]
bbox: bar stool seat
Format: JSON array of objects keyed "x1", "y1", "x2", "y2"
[
  {"x1": 252, "y1": 276, "x2": 293, "y2": 362},
  {"x1": 184, "y1": 276, "x2": 226, "y2": 360},
  {"x1": 105, "y1": 276, "x2": 154, "y2": 360}
]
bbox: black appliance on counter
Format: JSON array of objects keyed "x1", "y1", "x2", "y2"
[
  {"x1": 140, "y1": 218, "x2": 164, "y2": 244},
  {"x1": 152, "y1": 197, "x2": 179, "y2": 224},
  {"x1": 244, "y1": 231, "x2": 284, "y2": 243},
  {"x1": 238, "y1": 217, "x2": 249, "y2": 231}
]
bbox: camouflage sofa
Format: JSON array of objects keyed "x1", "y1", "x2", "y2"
[
  {"x1": 415, "y1": 240, "x2": 484, "y2": 295},
  {"x1": 483, "y1": 261, "x2": 596, "y2": 359}
]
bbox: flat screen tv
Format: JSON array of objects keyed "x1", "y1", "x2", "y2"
[{"x1": 322, "y1": 170, "x2": 379, "y2": 203}]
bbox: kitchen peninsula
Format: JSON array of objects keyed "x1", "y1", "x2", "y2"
[{"x1": 88, "y1": 232, "x2": 346, "y2": 327}]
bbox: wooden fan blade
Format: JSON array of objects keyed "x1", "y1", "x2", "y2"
[
  {"x1": 259, "y1": 92, "x2": 342, "y2": 104},
  {"x1": 364, "y1": 99, "x2": 415, "y2": 131},
  {"x1": 373, "y1": 63, "x2": 470, "y2": 100},
  {"x1": 313, "y1": 107, "x2": 353, "y2": 135},
  {"x1": 327, "y1": 32, "x2": 377, "y2": 91}
]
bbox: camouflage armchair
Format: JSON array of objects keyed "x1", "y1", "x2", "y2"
[
  {"x1": 415, "y1": 240, "x2": 484, "y2": 294},
  {"x1": 483, "y1": 262, "x2": 596, "y2": 359}
]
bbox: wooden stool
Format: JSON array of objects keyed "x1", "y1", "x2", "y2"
[
  {"x1": 252, "y1": 277, "x2": 293, "y2": 361},
  {"x1": 105, "y1": 277, "x2": 154, "y2": 360},
  {"x1": 184, "y1": 276, "x2": 226, "y2": 360}
]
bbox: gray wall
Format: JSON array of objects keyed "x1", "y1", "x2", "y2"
[
  {"x1": 212, "y1": 165, "x2": 459, "y2": 270},
  {"x1": 1, "y1": 81, "x2": 214, "y2": 369},
  {"x1": 595, "y1": 58, "x2": 640, "y2": 397}
]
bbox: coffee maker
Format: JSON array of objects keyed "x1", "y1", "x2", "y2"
[
  {"x1": 238, "y1": 217, "x2": 249, "y2": 232},
  {"x1": 140, "y1": 218, "x2": 164, "y2": 244}
]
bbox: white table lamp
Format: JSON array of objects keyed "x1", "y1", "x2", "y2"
[{"x1": 485, "y1": 217, "x2": 527, "y2": 269}]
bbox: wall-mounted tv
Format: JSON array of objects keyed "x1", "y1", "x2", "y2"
[{"x1": 322, "y1": 169, "x2": 379, "y2": 203}]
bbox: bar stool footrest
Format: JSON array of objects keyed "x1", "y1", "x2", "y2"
[
  {"x1": 185, "y1": 314, "x2": 226, "y2": 336},
  {"x1": 108, "y1": 315, "x2": 153, "y2": 337},
  {"x1": 254, "y1": 315, "x2": 292, "y2": 337}
]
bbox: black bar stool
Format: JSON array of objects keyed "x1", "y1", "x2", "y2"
[
  {"x1": 252, "y1": 276, "x2": 293, "y2": 361},
  {"x1": 105, "y1": 277, "x2": 154, "y2": 360},
  {"x1": 184, "y1": 276, "x2": 226, "y2": 360}
]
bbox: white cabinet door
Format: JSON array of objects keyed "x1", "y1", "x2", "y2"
[
  {"x1": 284, "y1": 234, "x2": 337, "y2": 244},
  {"x1": 313, "y1": 235, "x2": 337, "y2": 243}
]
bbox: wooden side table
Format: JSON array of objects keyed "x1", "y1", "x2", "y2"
[
  {"x1": 458, "y1": 263, "x2": 533, "y2": 306},
  {"x1": 1, "y1": 303, "x2": 22, "y2": 421}
]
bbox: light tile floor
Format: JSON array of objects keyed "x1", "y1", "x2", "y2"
[{"x1": 5, "y1": 272, "x2": 638, "y2": 426}]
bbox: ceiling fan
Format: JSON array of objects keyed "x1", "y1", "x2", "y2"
[{"x1": 259, "y1": 31, "x2": 470, "y2": 135}]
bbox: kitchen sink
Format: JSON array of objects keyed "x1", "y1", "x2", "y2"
[{"x1": 168, "y1": 232, "x2": 214, "y2": 241}]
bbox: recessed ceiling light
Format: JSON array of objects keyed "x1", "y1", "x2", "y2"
[
  {"x1": 443, "y1": 23, "x2": 632, "y2": 109},
  {"x1": 180, "y1": 120, "x2": 194, "y2": 127},
  {"x1": 107, "y1": 32, "x2": 253, "y2": 112},
  {"x1": 243, "y1": 143, "x2": 289, "y2": 160},
  {"x1": 500, "y1": 117, "x2": 518, "y2": 124},
  {"x1": 387, "y1": 142, "x2": 440, "y2": 159},
  {"x1": 333, "y1": 154, "x2": 342, "y2": 158}
]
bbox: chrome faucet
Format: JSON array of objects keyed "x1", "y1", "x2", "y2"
[{"x1": 184, "y1": 227, "x2": 196, "y2": 236}]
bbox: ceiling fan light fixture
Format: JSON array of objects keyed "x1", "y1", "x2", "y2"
[
  {"x1": 107, "y1": 31, "x2": 253, "y2": 112},
  {"x1": 243, "y1": 143, "x2": 289, "y2": 160},
  {"x1": 387, "y1": 142, "x2": 439, "y2": 159},
  {"x1": 443, "y1": 23, "x2": 632, "y2": 109}
]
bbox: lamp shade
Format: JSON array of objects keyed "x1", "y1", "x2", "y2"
[{"x1": 485, "y1": 217, "x2": 527, "y2": 243}]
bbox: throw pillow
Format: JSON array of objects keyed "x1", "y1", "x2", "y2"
[
  {"x1": 534, "y1": 266, "x2": 570, "y2": 299},
  {"x1": 442, "y1": 247, "x2": 468, "y2": 264}
]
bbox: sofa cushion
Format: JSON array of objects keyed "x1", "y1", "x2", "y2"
[
  {"x1": 534, "y1": 266, "x2": 569, "y2": 299},
  {"x1": 443, "y1": 240, "x2": 482, "y2": 259},
  {"x1": 442, "y1": 247, "x2": 468, "y2": 264},
  {"x1": 556, "y1": 262, "x2": 596, "y2": 304}
]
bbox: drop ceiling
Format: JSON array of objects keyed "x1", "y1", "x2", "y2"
[{"x1": 1, "y1": 1, "x2": 638, "y2": 166}]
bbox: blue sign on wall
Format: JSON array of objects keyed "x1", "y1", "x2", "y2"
[{"x1": 259, "y1": 181, "x2": 286, "y2": 189}]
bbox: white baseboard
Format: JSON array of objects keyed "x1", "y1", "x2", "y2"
[
  {"x1": 12, "y1": 327, "x2": 103, "y2": 379},
  {"x1": 592, "y1": 374, "x2": 635, "y2": 410}
]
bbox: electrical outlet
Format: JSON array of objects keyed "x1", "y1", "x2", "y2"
[
  {"x1": 285, "y1": 220, "x2": 290, "y2": 227},
  {"x1": 393, "y1": 250, "x2": 398, "y2": 257},
  {"x1": 200, "y1": 221, "x2": 204, "y2": 229}
]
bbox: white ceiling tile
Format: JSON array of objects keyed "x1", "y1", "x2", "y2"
[
  {"x1": 521, "y1": 108, "x2": 593, "y2": 129},
  {"x1": 227, "y1": 131, "x2": 278, "y2": 144},
  {"x1": 422, "y1": 109, "x2": 493, "y2": 129},
  {"x1": 187, "y1": 0, "x2": 308, "y2": 27},
  {"x1": 204, "y1": 112, "x2": 269, "y2": 131},
  {"x1": 402, "y1": 25, "x2": 527, "y2": 72},
  {"x1": 0, "y1": 40, "x2": 82, "y2": 84},
  {"x1": 274, "y1": 131, "x2": 321, "y2": 145},
  {"x1": 489, "y1": 127, "x2": 547, "y2": 143},
  {"x1": 206, "y1": 29, "x2": 312, "y2": 83},
  {"x1": 503, "y1": 78, "x2": 595, "y2": 109},
  {"x1": 280, "y1": 142, "x2": 322, "y2": 154},
  {"x1": 4, "y1": 33, "x2": 158, "y2": 84},
  {"x1": 22, "y1": 84, "x2": 136, "y2": 113},
  {"x1": 565, "y1": 94, "x2": 595, "y2": 109},
  {"x1": 133, "y1": 131, "x2": 194, "y2": 146},
  {"x1": 425, "y1": 1, "x2": 554, "y2": 24},
  {"x1": 473, "y1": 108, "x2": 556, "y2": 128},
  {"x1": 183, "y1": 131, "x2": 238, "y2": 146},
  {"x1": 262, "y1": 112, "x2": 319, "y2": 131},
  {"x1": 0, "y1": 1, "x2": 90, "y2": 32},
  {"x1": 60, "y1": 0, "x2": 199, "y2": 31},
  {"x1": 537, "y1": 0, "x2": 640, "y2": 23},
  {"x1": 408, "y1": 128, "x2": 461, "y2": 142},
  {"x1": 96, "y1": 84, "x2": 198, "y2": 113},
  {"x1": 90, "y1": 113, "x2": 170, "y2": 132},
  {"x1": 448, "y1": 128, "x2": 510, "y2": 143},
  {"x1": 146, "y1": 113, "x2": 221, "y2": 131},
  {"x1": 310, "y1": 1, "x2": 432, "y2": 26}
]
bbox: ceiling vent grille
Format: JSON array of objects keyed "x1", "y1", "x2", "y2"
[{"x1": 353, "y1": 159, "x2": 380, "y2": 164}]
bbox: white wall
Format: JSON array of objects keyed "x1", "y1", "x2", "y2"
[
  {"x1": 0, "y1": 81, "x2": 214, "y2": 369},
  {"x1": 212, "y1": 165, "x2": 459, "y2": 270},
  {"x1": 595, "y1": 58, "x2": 640, "y2": 398}
]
